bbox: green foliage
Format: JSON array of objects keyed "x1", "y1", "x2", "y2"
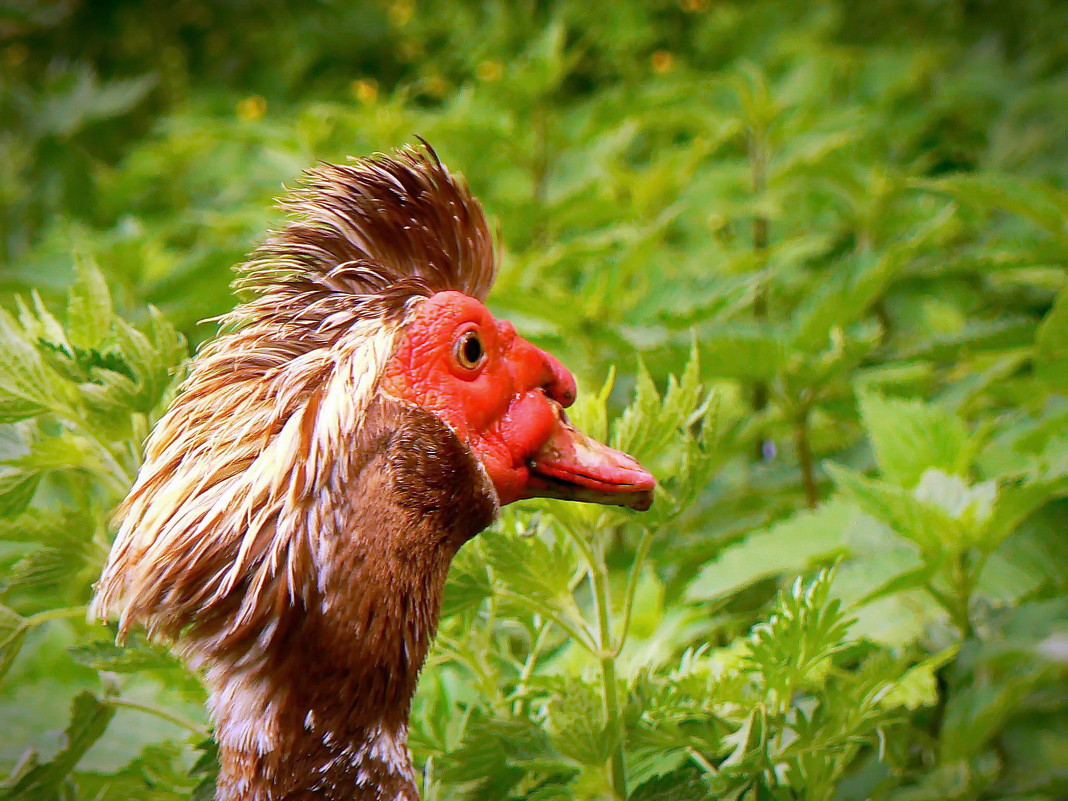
[{"x1": 3, "y1": 1, "x2": 1067, "y2": 799}]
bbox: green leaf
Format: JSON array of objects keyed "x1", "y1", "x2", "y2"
[
  {"x1": 68, "y1": 639, "x2": 184, "y2": 673},
  {"x1": 0, "y1": 310, "x2": 63, "y2": 412},
  {"x1": 857, "y1": 391, "x2": 971, "y2": 487},
  {"x1": 439, "y1": 716, "x2": 563, "y2": 787},
  {"x1": 614, "y1": 343, "x2": 704, "y2": 466},
  {"x1": 189, "y1": 738, "x2": 220, "y2": 801},
  {"x1": 826, "y1": 463, "x2": 963, "y2": 555},
  {"x1": 791, "y1": 204, "x2": 954, "y2": 351},
  {"x1": 1035, "y1": 285, "x2": 1068, "y2": 388},
  {"x1": 982, "y1": 471, "x2": 1068, "y2": 551},
  {"x1": 480, "y1": 524, "x2": 574, "y2": 610},
  {"x1": 896, "y1": 318, "x2": 1036, "y2": 362},
  {"x1": 700, "y1": 324, "x2": 786, "y2": 381},
  {"x1": 719, "y1": 705, "x2": 765, "y2": 770},
  {"x1": 913, "y1": 469, "x2": 995, "y2": 537},
  {"x1": 2, "y1": 691, "x2": 116, "y2": 800},
  {"x1": 629, "y1": 767, "x2": 712, "y2": 801},
  {"x1": 686, "y1": 498, "x2": 852, "y2": 601},
  {"x1": 544, "y1": 678, "x2": 614, "y2": 766},
  {"x1": 880, "y1": 647, "x2": 958, "y2": 710},
  {"x1": 66, "y1": 254, "x2": 115, "y2": 350},
  {"x1": 915, "y1": 173, "x2": 1068, "y2": 238},
  {"x1": 940, "y1": 673, "x2": 1045, "y2": 762},
  {"x1": 441, "y1": 546, "x2": 494, "y2": 619},
  {"x1": 0, "y1": 604, "x2": 27, "y2": 683},
  {"x1": 746, "y1": 568, "x2": 854, "y2": 696},
  {"x1": 0, "y1": 469, "x2": 41, "y2": 518},
  {"x1": 0, "y1": 398, "x2": 47, "y2": 425}
]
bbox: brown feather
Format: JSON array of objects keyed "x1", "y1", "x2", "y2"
[{"x1": 91, "y1": 145, "x2": 498, "y2": 798}]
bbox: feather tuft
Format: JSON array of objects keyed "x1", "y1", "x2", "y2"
[{"x1": 91, "y1": 143, "x2": 496, "y2": 667}]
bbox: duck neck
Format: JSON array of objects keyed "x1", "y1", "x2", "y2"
[
  {"x1": 210, "y1": 577, "x2": 434, "y2": 801},
  {"x1": 207, "y1": 401, "x2": 498, "y2": 800},
  {"x1": 209, "y1": 515, "x2": 476, "y2": 801}
]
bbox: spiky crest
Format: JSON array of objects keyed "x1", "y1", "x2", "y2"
[{"x1": 92, "y1": 144, "x2": 496, "y2": 664}]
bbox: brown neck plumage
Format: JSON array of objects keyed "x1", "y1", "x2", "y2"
[
  {"x1": 206, "y1": 397, "x2": 496, "y2": 800},
  {"x1": 91, "y1": 146, "x2": 502, "y2": 801}
]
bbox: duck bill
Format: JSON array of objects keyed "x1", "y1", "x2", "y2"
[{"x1": 523, "y1": 412, "x2": 655, "y2": 511}]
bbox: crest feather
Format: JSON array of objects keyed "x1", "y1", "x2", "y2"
[{"x1": 92, "y1": 143, "x2": 497, "y2": 661}]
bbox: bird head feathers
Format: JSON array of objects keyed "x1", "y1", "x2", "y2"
[{"x1": 92, "y1": 144, "x2": 496, "y2": 659}]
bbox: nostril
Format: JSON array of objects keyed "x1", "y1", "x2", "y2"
[{"x1": 543, "y1": 376, "x2": 576, "y2": 408}]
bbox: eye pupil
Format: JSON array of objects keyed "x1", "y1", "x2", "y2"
[
  {"x1": 457, "y1": 332, "x2": 483, "y2": 368},
  {"x1": 463, "y1": 335, "x2": 482, "y2": 363}
]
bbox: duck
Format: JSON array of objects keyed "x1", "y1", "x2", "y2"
[{"x1": 91, "y1": 143, "x2": 655, "y2": 801}]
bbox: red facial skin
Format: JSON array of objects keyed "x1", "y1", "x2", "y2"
[{"x1": 381, "y1": 291, "x2": 655, "y2": 508}]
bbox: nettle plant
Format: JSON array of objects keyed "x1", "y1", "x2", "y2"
[
  {"x1": 2, "y1": 5, "x2": 1068, "y2": 800},
  {"x1": 6, "y1": 261, "x2": 1065, "y2": 801},
  {"x1": 0, "y1": 269, "x2": 956, "y2": 801}
]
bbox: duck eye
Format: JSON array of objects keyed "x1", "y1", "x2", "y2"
[{"x1": 455, "y1": 330, "x2": 484, "y2": 370}]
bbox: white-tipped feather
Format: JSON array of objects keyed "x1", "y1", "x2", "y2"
[{"x1": 92, "y1": 317, "x2": 404, "y2": 649}]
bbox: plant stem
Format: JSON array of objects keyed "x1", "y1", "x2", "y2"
[
  {"x1": 590, "y1": 552, "x2": 626, "y2": 800},
  {"x1": 106, "y1": 697, "x2": 209, "y2": 738},
  {"x1": 950, "y1": 552, "x2": 977, "y2": 639},
  {"x1": 513, "y1": 620, "x2": 551, "y2": 716},
  {"x1": 614, "y1": 531, "x2": 653, "y2": 656},
  {"x1": 531, "y1": 104, "x2": 551, "y2": 244},
  {"x1": 925, "y1": 572, "x2": 975, "y2": 641},
  {"x1": 749, "y1": 123, "x2": 771, "y2": 461},
  {"x1": 24, "y1": 605, "x2": 88, "y2": 627},
  {"x1": 794, "y1": 409, "x2": 818, "y2": 508},
  {"x1": 4, "y1": 604, "x2": 91, "y2": 648}
]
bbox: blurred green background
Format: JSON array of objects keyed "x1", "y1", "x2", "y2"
[{"x1": 1, "y1": 1, "x2": 1066, "y2": 799}]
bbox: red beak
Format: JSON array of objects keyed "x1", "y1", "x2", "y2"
[{"x1": 522, "y1": 404, "x2": 656, "y2": 511}]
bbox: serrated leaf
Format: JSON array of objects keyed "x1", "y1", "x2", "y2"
[
  {"x1": 112, "y1": 313, "x2": 186, "y2": 413},
  {"x1": 791, "y1": 252, "x2": 884, "y2": 350},
  {"x1": 480, "y1": 525, "x2": 573, "y2": 610},
  {"x1": 982, "y1": 471, "x2": 1068, "y2": 551},
  {"x1": 701, "y1": 324, "x2": 786, "y2": 381},
  {"x1": 0, "y1": 398, "x2": 47, "y2": 425},
  {"x1": 913, "y1": 470, "x2": 995, "y2": 533},
  {"x1": 614, "y1": 343, "x2": 704, "y2": 466},
  {"x1": 566, "y1": 369, "x2": 613, "y2": 445},
  {"x1": 880, "y1": 647, "x2": 958, "y2": 710},
  {"x1": 22, "y1": 292, "x2": 69, "y2": 350},
  {"x1": 66, "y1": 254, "x2": 114, "y2": 350},
  {"x1": 826, "y1": 463, "x2": 962, "y2": 554},
  {"x1": 0, "y1": 469, "x2": 41, "y2": 518},
  {"x1": 0, "y1": 509, "x2": 79, "y2": 544},
  {"x1": 612, "y1": 360, "x2": 661, "y2": 459},
  {"x1": 6, "y1": 542, "x2": 91, "y2": 597},
  {"x1": 8, "y1": 430, "x2": 106, "y2": 475},
  {"x1": 857, "y1": 392, "x2": 971, "y2": 488},
  {"x1": 629, "y1": 765, "x2": 710, "y2": 801},
  {"x1": 720, "y1": 705, "x2": 765, "y2": 770},
  {"x1": 896, "y1": 318, "x2": 1036, "y2": 362},
  {"x1": 441, "y1": 547, "x2": 493, "y2": 619},
  {"x1": 0, "y1": 603, "x2": 27, "y2": 683},
  {"x1": 0, "y1": 310, "x2": 61, "y2": 411},
  {"x1": 916, "y1": 173, "x2": 1068, "y2": 238},
  {"x1": 544, "y1": 678, "x2": 613, "y2": 766},
  {"x1": 440, "y1": 716, "x2": 561, "y2": 786},
  {"x1": 1035, "y1": 285, "x2": 1068, "y2": 388},
  {"x1": 189, "y1": 738, "x2": 220, "y2": 801},
  {"x1": 2, "y1": 691, "x2": 116, "y2": 800},
  {"x1": 940, "y1": 672, "x2": 1044, "y2": 762},
  {"x1": 68, "y1": 639, "x2": 183, "y2": 673},
  {"x1": 686, "y1": 498, "x2": 852, "y2": 601}
]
